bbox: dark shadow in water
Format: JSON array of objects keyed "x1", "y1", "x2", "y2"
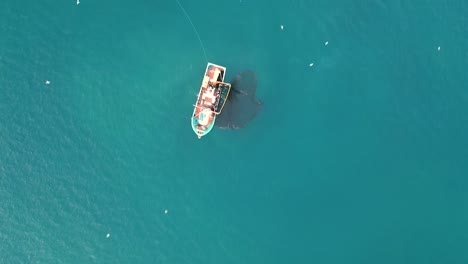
[{"x1": 215, "y1": 71, "x2": 262, "y2": 129}]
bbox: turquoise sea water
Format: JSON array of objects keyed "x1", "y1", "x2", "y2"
[{"x1": 1, "y1": 0, "x2": 468, "y2": 263}]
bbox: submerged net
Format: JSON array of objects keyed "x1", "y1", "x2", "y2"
[{"x1": 215, "y1": 70, "x2": 262, "y2": 129}]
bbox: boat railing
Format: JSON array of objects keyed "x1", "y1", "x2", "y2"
[{"x1": 211, "y1": 81, "x2": 231, "y2": 115}]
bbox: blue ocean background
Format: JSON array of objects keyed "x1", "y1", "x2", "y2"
[{"x1": 1, "y1": 0, "x2": 468, "y2": 263}]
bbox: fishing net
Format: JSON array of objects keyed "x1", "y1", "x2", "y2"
[{"x1": 215, "y1": 70, "x2": 262, "y2": 129}]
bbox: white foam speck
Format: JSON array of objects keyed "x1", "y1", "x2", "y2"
[{"x1": 106, "y1": 233, "x2": 110, "y2": 238}]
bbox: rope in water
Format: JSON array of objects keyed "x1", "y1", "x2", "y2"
[{"x1": 175, "y1": 0, "x2": 208, "y2": 63}]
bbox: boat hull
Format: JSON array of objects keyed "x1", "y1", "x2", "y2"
[{"x1": 191, "y1": 63, "x2": 227, "y2": 138}]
